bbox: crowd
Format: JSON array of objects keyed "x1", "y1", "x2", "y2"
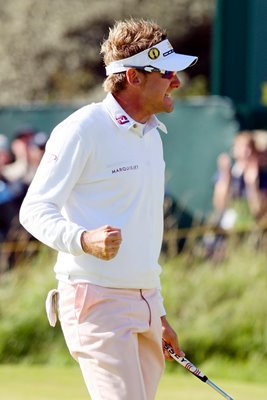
[{"x1": 0, "y1": 127, "x2": 48, "y2": 271}]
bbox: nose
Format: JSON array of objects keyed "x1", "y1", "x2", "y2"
[{"x1": 171, "y1": 74, "x2": 181, "y2": 89}]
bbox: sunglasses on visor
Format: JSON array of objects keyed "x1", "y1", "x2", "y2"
[{"x1": 124, "y1": 65, "x2": 176, "y2": 80}]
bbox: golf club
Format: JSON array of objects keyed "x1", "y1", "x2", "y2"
[{"x1": 164, "y1": 342, "x2": 235, "y2": 400}]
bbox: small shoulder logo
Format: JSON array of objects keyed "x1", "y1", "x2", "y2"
[
  {"x1": 47, "y1": 153, "x2": 58, "y2": 162},
  {"x1": 116, "y1": 115, "x2": 129, "y2": 125},
  {"x1": 148, "y1": 48, "x2": 160, "y2": 60}
]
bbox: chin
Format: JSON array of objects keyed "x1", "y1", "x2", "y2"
[
  {"x1": 164, "y1": 104, "x2": 174, "y2": 113},
  {"x1": 163, "y1": 97, "x2": 174, "y2": 113}
]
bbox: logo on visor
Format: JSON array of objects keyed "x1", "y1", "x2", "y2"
[
  {"x1": 163, "y1": 49, "x2": 174, "y2": 57},
  {"x1": 164, "y1": 41, "x2": 174, "y2": 57},
  {"x1": 148, "y1": 48, "x2": 160, "y2": 59}
]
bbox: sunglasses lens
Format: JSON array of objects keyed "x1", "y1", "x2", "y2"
[{"x1": 162, "y1": 71, "x2": 175, "y2": 79}]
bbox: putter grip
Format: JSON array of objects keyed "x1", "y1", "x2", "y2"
[{"x1": 164, "y1": 343, "x2": 208, "y2": 382}]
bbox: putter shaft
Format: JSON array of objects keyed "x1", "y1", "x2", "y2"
[
  {"x1": 207, "y1": 378, "x2": 234, "y2": 400},
  {"x1": 164, "y1": 343, "x2": 234, "y2": 400}
]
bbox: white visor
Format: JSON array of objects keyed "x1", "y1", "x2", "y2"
[{"x1": 105, "y1": 39, "x2": 198, "y2": 76}]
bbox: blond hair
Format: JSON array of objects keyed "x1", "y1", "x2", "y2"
[{"x1": 100, "y1": 18, "x2": 167, "y2": 93}]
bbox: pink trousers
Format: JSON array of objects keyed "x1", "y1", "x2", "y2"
[{"x1": 57, "y1": 282, "x2": 165, "y2": 400}]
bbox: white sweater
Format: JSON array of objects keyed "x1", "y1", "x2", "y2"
[{"x1": 20, "y1": 93, "x2": 167, "y2": 293}]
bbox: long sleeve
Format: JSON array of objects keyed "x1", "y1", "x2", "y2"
[{"x1": 19, "y1": 120, "x2": 91, "y2": 255}]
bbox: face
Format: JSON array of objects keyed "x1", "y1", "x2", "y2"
[
  {"x1": 232, "y1": 135, "x2": 254, "y2": 160},
  {"x1": 140, "y1": 70, "x2": 181, "y2": 116}
]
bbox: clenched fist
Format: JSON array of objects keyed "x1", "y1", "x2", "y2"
[{"x1": 81, "y1": 225, "x2": 122, "y2": 260}]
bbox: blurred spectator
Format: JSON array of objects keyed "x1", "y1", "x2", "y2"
[
  {"x1": 0, "y1": 127, "x2": 48, "y2": 271},
  {"x1": 213, "y1": 131, "x2": 267, "y2": 231},
  {"x1": 253, "y1": 130, "x2": 267, "y2": 169},
  {"x1": 0, "y1": 134, "x2": 17, "y2": 243},
  {"x1": 0, "y1": 134, "x2": 12, "y2": 167},
  {"x1": 200, "y1": 131, "x2": 267, "y2": 262},
  {"x1": 24, "y1": 131, "x2": 48, "y2": 184},
  {"x1": 1, "y1": 127, "x2": 48, "y2": 206},
  {"x1": 1, "y1": 126, "x2": 35, "y2": 184}
]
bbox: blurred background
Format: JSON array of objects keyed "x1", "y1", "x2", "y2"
[{"x1": 0, "y1": 1, "x2": 267, "y2": 399}]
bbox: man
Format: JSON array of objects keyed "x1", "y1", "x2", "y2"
[{"x1": 20, "y1": 18, "x2": 197, "y2": 400}]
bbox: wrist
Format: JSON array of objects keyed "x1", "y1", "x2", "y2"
[{"x1": 81, "y1": 230, "x2": 90, "y2": 253}]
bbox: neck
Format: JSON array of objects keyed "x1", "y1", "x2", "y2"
[{"x1": 112, "y1": 91, "x2": 151, "y2": 124}]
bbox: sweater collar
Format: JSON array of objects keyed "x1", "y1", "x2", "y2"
[{"x1": 103, "y1": 93, "x2": 167, "y2": 136}]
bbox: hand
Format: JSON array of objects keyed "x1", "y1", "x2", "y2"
[
  {"x1": 217, "y1": 153, "x2": 231, "y2": 174},
  {"x1": 81, "y1": 225, "x2": 122, "y2": 260},
  {"x1": 161, "y1": 316, "x2": 185, "y2": 360}
]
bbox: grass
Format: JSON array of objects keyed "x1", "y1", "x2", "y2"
[{"x1": 0, "y1": 364, "x2": 266, "y2": 399}]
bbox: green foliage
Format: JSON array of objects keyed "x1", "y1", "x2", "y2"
[
  {"x1": 0, "y1": 241, "x2": 267, "y2": 379},
  {"x1": 0, "y1": 0, "x2": 215, "y2": 105},
  {"x1": 0, "y1": 248, "x2": 72, "y2": 365},
  {"x1": 161, "y1": 241, "x2": 267, "y2": 368}
]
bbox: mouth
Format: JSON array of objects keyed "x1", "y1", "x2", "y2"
[
  {"x1": 164, "y1": 92, "x2": 173, "y2": 103},
  {"x1": 163, "y1": 92, "x2": 174, "y2": 111}
]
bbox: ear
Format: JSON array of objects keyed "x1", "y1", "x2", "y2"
[{"x1": 126, "y1": 68, "x2": 143, "y2": 86}]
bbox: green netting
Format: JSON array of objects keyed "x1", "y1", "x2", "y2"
[
  {"x1": 0, "y1": 96, "x2": 239, "y2": 217},
  {"x1": 0, "y1": 104, "x2": 78, "y2": 139},
  {"x1": 160, "y1": 96, "x2": 239, "y2": 217}
]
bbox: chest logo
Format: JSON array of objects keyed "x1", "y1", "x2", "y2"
[{"x1": 112, "y1": 164, "x2": 139, "y2": 174}]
